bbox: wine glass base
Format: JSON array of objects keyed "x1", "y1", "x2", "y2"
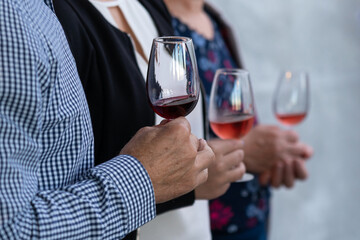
[{"x1": 234, "y1": 173, "x2": 254, "y2": 183}]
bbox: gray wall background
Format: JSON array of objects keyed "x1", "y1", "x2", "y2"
[{"x1": 207, "y1": 0, "x2": 360, "y2": 239}]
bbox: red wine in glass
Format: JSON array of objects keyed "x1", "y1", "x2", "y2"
[
  {"x1": 273, "y1": 71, "x2": 309, "y2": 127},
  {"x1": 210, "y1": 114, "x2": 254, "y2": 140},
  {"x1": 151, "y1": 94, "x2": 198, "y2": 120},
  {"x1": 276, "y1": 112, "x2": 307, "y2": 126},
  {"x1": 146, "y1": 36, "x2": 200, "y2": 120}
]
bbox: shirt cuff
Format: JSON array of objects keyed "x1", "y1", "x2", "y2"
[
  {"x1": 92, "y1": 155, "x2": 156, "y2": 232},
  {"x1": 156, "y1": 191, "x2": 195, "y2": 215}
]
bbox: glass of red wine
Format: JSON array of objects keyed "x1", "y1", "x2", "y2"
[
  {"x1": 146, "y1": 36, "x2": 200, "y2": 119},
  {"x1": 209, "y1": 69, "x2": 255, "y2": 182},
  {"x1": 273, "y1": 71, "x2": 309, "y2": 127}
]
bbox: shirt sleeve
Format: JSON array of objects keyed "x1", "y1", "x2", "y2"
[
  {"x1": 0, "y1": 1, "x2": 156, "y2": 239},
  {"x1": 0, "y1": 156, "x2": 156, "y2": 239}
]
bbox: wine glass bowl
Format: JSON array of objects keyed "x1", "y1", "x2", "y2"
[
  {"x1": 209, "y1": 69, "x2": 255, "y2": 139},
  {"x1": 209, "y1": 69, "x2": 255, "y2": 182},
  {"x1": 146, "y1": 36, "x2": 200, "y2": 119},
  {"x1": 273, "y1": 71, "x2": 309, "y2": 126}
]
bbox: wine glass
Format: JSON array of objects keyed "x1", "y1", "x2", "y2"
[
  {"x1": 146, "y1": 36, "x2": 200, "y2": 119},
  {"x1": 208, "y1": 69, "x2": 255, "y2": 182},
  {"x1": 273, "y1": 71, "x2": 309, "y2": 127}
]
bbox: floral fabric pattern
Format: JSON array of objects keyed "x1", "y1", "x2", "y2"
[
  {"x1": 173, "y1": 16, "x2": 270, "y2": 240},
  {"x1": 210, "y1": 200, "x2": 234, "y2": 230}
]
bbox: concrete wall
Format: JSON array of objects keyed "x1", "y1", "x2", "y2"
[{"x1": 207, "y1": 0, "x2": 360, "y2": 239}]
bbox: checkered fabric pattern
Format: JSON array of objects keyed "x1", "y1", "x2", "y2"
[{"x1": 0, "y1": 0, "x2": 156, "y2": 239}]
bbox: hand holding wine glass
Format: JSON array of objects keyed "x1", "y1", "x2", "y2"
[
  {"x1": 273, "y1": 71, "x2": 309, "y2": 126},
  {"x1": 209, "y1": 69, "x2": 255, "y2": 182},
  {"x1": 146, "y1": 36, "x2": 200, "y2": 120},
  {"x1": 257, "y1": 71, "x2": 312, "y2": 187}
]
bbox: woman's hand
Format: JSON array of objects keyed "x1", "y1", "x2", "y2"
[
  {"x1": 242, "y1": 125, "x2": 313, "y2": 188},
  {"x1": 195, "y1": 139, "x2": 246, "y2": 200}
]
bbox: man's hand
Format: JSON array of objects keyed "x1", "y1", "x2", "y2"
[
  {"x1": 120, "y1": 117, "x2": 215, "y2": 203},
  {"x1": 195, "y1": 139, "x2": 246, "y2": 200},
  {"x1": 242, "y1": 125, "x2": 313, "y2": 187}
]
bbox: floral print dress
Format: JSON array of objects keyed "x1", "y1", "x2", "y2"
[{"x1": 173, "y1": 16, "x2": 271, "y2": 240}]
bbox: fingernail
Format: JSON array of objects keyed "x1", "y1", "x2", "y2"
[{"x1": 199, "y1": 138, "x2": 207, "y2": 145}]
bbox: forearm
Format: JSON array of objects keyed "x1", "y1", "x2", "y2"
[{"x1": 0, "y1": 156, "x2": 156, "y2": 239}]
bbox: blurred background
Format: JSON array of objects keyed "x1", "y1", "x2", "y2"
[{"x1": 207, "y1": 0, "x2": 360, "y2": 239}]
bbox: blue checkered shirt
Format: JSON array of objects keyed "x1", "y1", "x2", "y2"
[{"x1": 0, "y1": 0, "x2": 156, "y2": 239}]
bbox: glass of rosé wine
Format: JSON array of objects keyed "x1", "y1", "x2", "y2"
[
  {"x1": 209, "y1": 69, "x2": 255, "y2": 182},
  {"x1": 146, "y1": 36, "x2": 200, "y2": 120},
  {"x1": 273, "y1": 71, "x2": 309, "y2": 127}
]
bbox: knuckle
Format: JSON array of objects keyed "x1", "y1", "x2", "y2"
[
  {"x1": 269, "y1": 127, "x2": 280, "y2": 137},
  {"x1": 177, "y1": 120, "x2": 191, "y2": 134},
  {"x1": 232, "y1": 152, "x2": 243, "y2": 165},
  {"x1": 173, "y1": 124, "x2": 186, "y2": 136},
  {"x1": 236, "y1": 149, "x2": 245, "y2": 161},
  {"x1": 167, "y1": 121, "x2": 190, "y2": 138},
  {"x1": 138, "y1": 126, "x2": 152, "y2": 133},
  {"x1": 273, "y1": 183, "x2": 281, "y2": 188},
  {"x1": 286, "y1": 181, "x2": 294, "y2": 188},
  {"x1": 284, "y1": 157, "x2": 293, "y2": 165},
  {"x1": 288, "y1": 130, "x2": 299, "y2": 140}
]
